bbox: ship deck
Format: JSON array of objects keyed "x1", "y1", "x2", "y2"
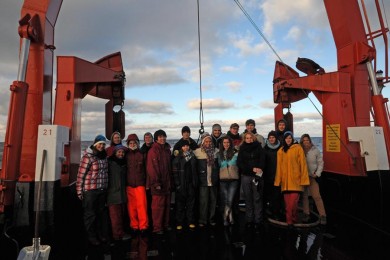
[{"x1": 2, "y1": 200, "x2": 389, "y2": 260}]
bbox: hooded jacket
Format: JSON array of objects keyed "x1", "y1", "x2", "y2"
[
  {"x1": 172, "y1": 150, "x2": 198, "y2": 191},
  {"x1": 107, "y1": 156, "x2": 127, "y2": 205},
  {"x1": 305, "y1": 145, "x2": 324, "y2": 177},
  {"x1": 146, "y1": 142, "x2": 172, "y2": 195},
  {"x1": 76, "y1": 147, "x2": 109, "y2": 197},
  {"x1": 126, "y1": 148, "x2": 146, "y2": 187},
  {"x1": 274, "y1": 143, "x2": 310, "y2": 192}
]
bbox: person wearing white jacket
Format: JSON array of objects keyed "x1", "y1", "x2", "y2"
[{"x1": 300, "y1": 134, "x2": 327, "y2": 225}]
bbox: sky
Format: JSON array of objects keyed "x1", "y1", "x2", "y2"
[{"x1": 0, "y1": 0, "x2": 389, "y2": 140}]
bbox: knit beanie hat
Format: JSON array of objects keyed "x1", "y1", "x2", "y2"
[
  {"x1": 113, "y1": 145, "x2": 128, "y2": 153},
  {"x1": 212, "y1": 124, "x2": 221, "y2": 131},
  {"x1": 154, "y1": 129, "x2": 167, "y2": 141},
  {"x1": 93, "y1": 135, "x2": 106, "y2": 146},
  {"x1": 182, "y1": 126, "x2": 191, "y2": 134},
  {"x1": 268, "y1": 130, "x2": 277, "y2": 139},
  {"x1": 201, "y1": 133, "x2": 212, "y2": 146},
  {"x1": 245, "y1": 119, "x2": 255, "y2": 126},
  {"x1": 283, "y1": 131, "x2": 294, "y2": 139}
]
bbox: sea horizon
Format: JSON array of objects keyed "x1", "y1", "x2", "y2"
[{"x1": 0, "y1": 137, "x2": 322, "y2": 168}]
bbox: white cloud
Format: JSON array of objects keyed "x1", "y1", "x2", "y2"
[
  {"x1": 126, "y1": 66, "x2": 186, "y2": 87},
  {"x1": 124, "y1": 99, "x2": 174, "y2": 114},
  {"x1": 260, "y1": 100, "x2": 275, "y2": 109},
  {"x1": 187, "y1": 98, "x2": 234, "y2": 110},
  {"x1": 220, "y1": 66, "x2": 239, "y2": 72},
  {"x1": 260, "y1": 0, "x2": 326, "y2": 36},
  {"x1": 225, "y1": 81, "x2": 242, "y2": 92},
  {"x1": 230, "y1": 32, "x2": 269, "y2": 56},
  {"x1": 284, "y1": 26, "x2": 302, "y2": 42}
]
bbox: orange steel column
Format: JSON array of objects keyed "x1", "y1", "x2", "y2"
[
  {"x1": 18, "y1": 0, "x2": 63, "y2": 183},
  {"x1": 0, "y1": 0, "x2": 63, "y2": 212}
]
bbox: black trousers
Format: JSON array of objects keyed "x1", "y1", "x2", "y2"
[
  {"x1": 175, "y1": 186, "x2": 196, "y2": 225},
  {"x1": 82, "y1": 189, "x2": 109, "y2": 242},
  {"x1": 241, "y1": 175, "x2": 264, "y2": 224}
]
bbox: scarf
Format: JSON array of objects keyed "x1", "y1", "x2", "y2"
[
  {"x1": 266, "y1": 139, "x2": 281, "y2": 150},
  {"x1": 203, "y1": 146, "x2": 215, "y2": 166},
  {"x1": 183, "y1": 150, "x2": 194, "y2": 162}
]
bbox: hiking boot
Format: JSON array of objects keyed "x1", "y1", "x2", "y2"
[{"x1": 320, "y1": 215, "x2": 327, "y2": 225}]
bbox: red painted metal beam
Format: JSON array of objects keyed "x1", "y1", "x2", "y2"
[{"x1": 54, "y1": 53, "x2": 125, "y2": 186}]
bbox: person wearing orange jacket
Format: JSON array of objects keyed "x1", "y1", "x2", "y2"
[
  {"x1": 126, "y1": 134, "x2": 149, "y2": 234},
  {"x1": 274, "y1": 131, "x2": 310, "y2": 226}
]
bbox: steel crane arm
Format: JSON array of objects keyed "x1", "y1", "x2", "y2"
[{"x1": 0, "y1": 0, "x2": 63, "y2": 213}]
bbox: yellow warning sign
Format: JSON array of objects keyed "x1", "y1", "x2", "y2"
[{"x1": 326, "y1": 124, "x2": 340, "y2": 152}]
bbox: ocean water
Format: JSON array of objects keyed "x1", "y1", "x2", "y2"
[{"x1": 0, "y1": 137, "x2": 322, "y2": 168}]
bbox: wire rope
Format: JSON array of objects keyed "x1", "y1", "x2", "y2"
[
  {"x1": 233, "y1": 0, "x2": 357, "y2": 161},
  {"x1": 196, "y1": 0, "x2": 205, "y2": 142}
]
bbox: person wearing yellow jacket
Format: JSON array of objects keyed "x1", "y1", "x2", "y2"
[{"x1": 274, "y1": 131, "x2": 310, "y2": 226}]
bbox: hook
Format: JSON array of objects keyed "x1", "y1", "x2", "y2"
[{"x1": 199, "y1": 124, "x2": 205, "y2": 135}]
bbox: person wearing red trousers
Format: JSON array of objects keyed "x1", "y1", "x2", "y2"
[
  {"x1": 147, "y1": 129, "x2": 172, "y2": 235},
  {"x1": 126, "y1": 134, "x2": 149, "y2": 234},
  {"x1": 274, "y1": 131, "x2": 310, "y2": 227}
]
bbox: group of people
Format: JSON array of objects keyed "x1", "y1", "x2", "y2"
[{"x1": 75, "y1": 118, "x2": 327, "y2": 245}]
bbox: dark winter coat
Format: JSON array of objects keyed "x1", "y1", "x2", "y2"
[
  {"x1": 211, "y1": 134, "x2": 224, "y2": 148},
  {"x1": 146, "y1": 142, "x2": 172, "y2": 195},
  {"x1": 172, "y1": 152, "x2": 198, "y2": 192},
  {"x1": 172, "y1": 138, "x2": 199, "y2": 154},
  {"x1": 140, "y1": 143, "x2": 152, "y2": 155},
  {"x1": 237, "y1": 141, "x2": 265, "y2": 177},
  {"x1": 126, "y1": 149, "x2": 146, "y2": 187},
  {"x1": 264, "y1": 140, "x2": 281, "y2": 184},
  {"x1": 107, "y1": 157, "x2": 127, "y2": 205}
]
